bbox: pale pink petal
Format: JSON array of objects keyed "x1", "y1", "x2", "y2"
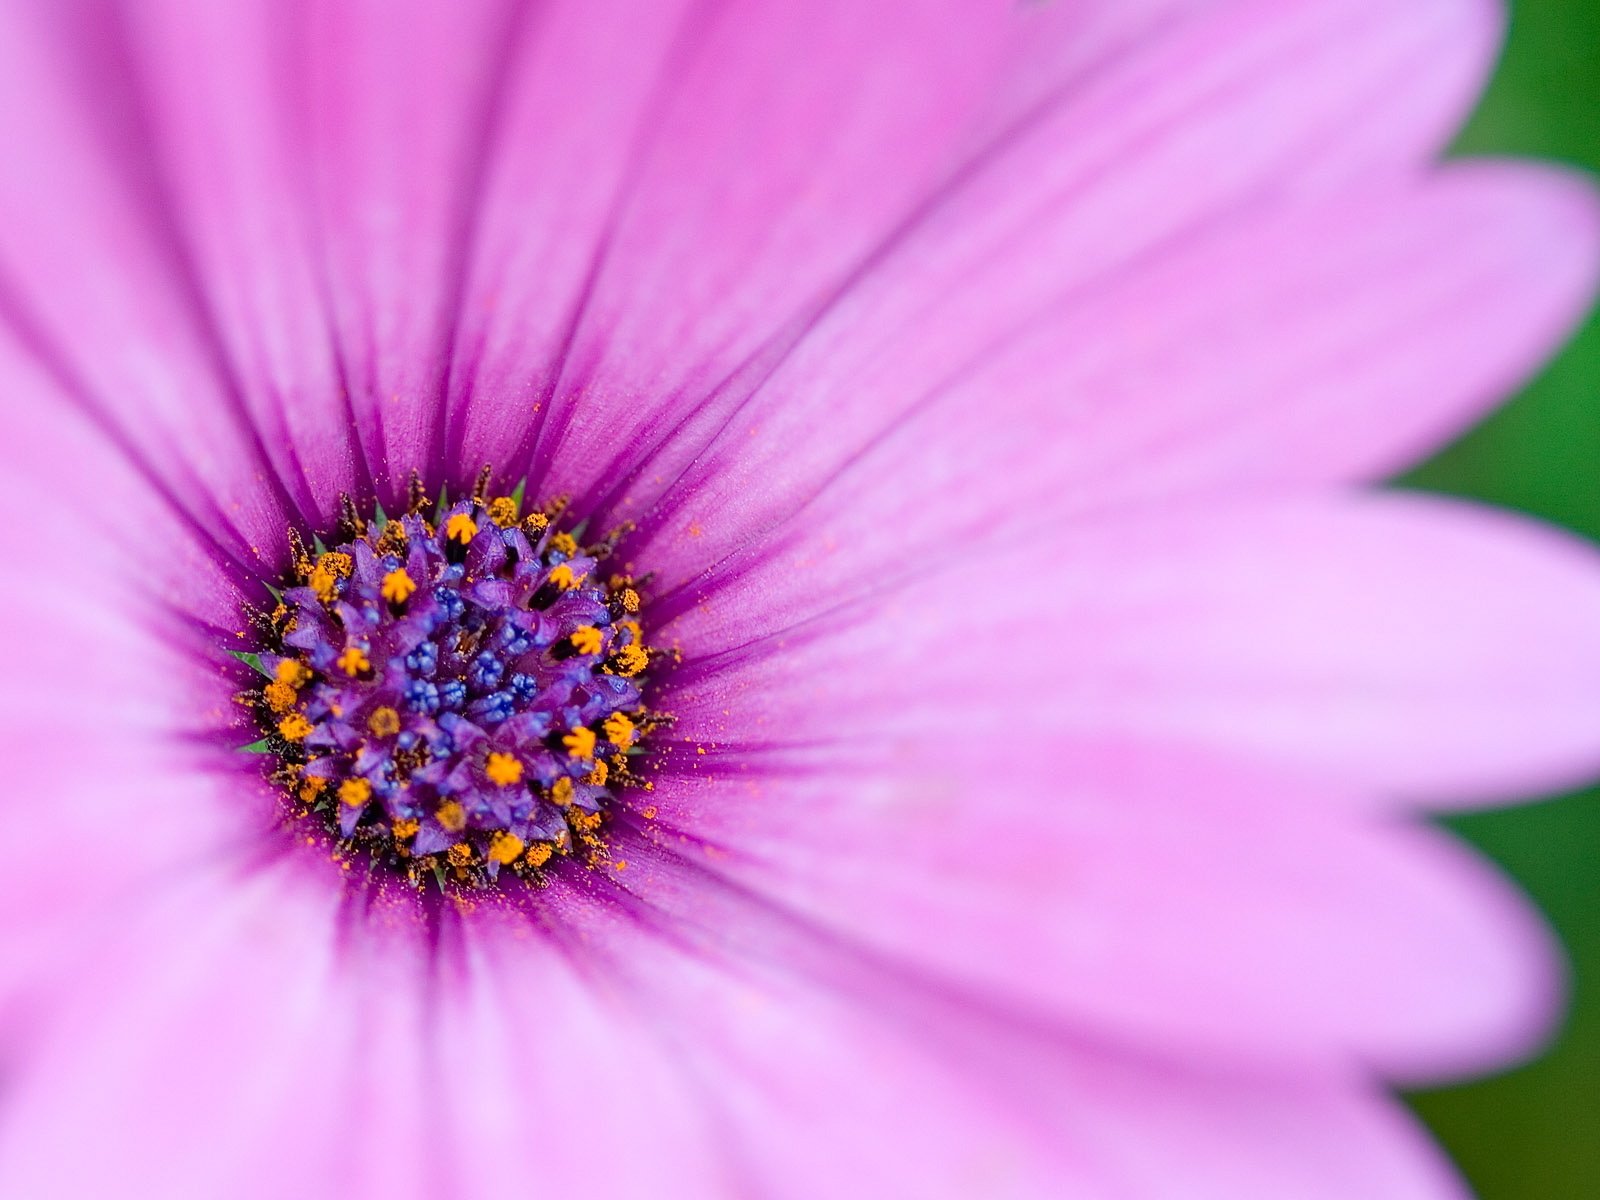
[
  {"x1": 448, "y1": 0, "x2": 1501, "y2": 499},
  {"x1": 1057, "y1": 1056, "x2": 1469, "y2": 1200},
  {"x1": 592, "y1": 932, "x2": 1468, "y2": 1199},
  {"x1": 447, "y1": 0, "x2": 1017, "y2": 483},
  {"x1": 0, "y1": 5, "x2": 307, "y2": 559},
  {"x1": 658, "y1": 493, "x2": 1600, "y2": 807},
  {"x1": 627, "y1": 168, "x2": 1598, "y2": 604},
  {"x1": 0, "y1": 0, "x2": 1511, "y2": 530},
  {"x1": 654, "y1": 743, "x2": 1558, "y2": 1081},
  {"x1": 0, "y1": 870, "x2": 364, "y2": 1200}
]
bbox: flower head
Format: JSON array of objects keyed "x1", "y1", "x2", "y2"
[{"x1": 2, "y1": 2, "x2": 1600, "y2": 1197}]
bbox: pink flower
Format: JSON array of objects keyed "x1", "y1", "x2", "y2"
[{"x1": 1, "y1": 1, "x2": 1598, "y2": 1196}]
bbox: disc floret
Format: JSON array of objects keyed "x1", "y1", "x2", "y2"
[{"x1": 242, "y1": 478, "x2": 655, "y2": 889}]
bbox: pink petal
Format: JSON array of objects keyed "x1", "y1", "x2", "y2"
[
  {"x1": 661, "y1": 493, "x2": 1600, "y2": 807},
  {"x1": 658, "y1": 743, "x2": 1559, "y2": 1082},
  {"x1": 1056, "y1": 1055, "x2": 1469, "y2": 1200},
  {"x1": 0, "y1": 0, "x2": 1510, "y2": 545},
  {"x1": 627, "y1": 168, "x2": 1598, "y2": 605},
  {"x1": 446, "y1": 0, "x2": 1015, "y2": 492},
  {"x1": 0, "y1": 871, "x2": 364, "y2": 1199},
  {"x1": 561, "y1": 0, "x2": 1507, "y2": 540},
  {"x1": 583, "y1": 926, "x2": 1469, "y2": 1199}
]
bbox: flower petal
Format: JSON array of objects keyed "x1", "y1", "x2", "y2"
[
  {"x1": 626, "y1": 167, "x2": 1598, "y2": 613},
  {"x1": 650, "y1": 743, "x2": 1559, "y2": 1082},
  {"x1": 582, "y1": 921, "x2": 1471, "y2": 1199},
  {"x1": 554, "y1": 0, "x2": 1506, "y2": 541},
  {"x1": 660, "y1": 493, "x2": 1600, "y2": 807},
  {"x1": 0, "y1": 871, "x2": 366, "y2": 1200}
]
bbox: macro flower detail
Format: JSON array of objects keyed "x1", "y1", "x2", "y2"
[
  {"x1": 3, "y1": 2, "x2": 1600, "y2": 1198},
  {"x1": 244, "y1": 474, "x2": 654, "y2": 886}
]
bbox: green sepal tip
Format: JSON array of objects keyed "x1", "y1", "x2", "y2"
[{"x1": 229, "y1": 650, "x2": 272, "y2": 678}]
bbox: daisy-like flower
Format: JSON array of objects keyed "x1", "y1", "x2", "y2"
[{"x1": 2, "y1": 2, "x2": 1600, "y2": 1196}]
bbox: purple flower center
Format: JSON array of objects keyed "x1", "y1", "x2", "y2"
[{"x1": 243, "y1": 479, "x2": 653, "y2": 889}]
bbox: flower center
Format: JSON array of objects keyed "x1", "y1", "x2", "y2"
[{"x1": 240, "y1": 473, "x2": 653, "y2": 890}]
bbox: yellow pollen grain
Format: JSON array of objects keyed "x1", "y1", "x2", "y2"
[
  {"x1": 275, "y1": 659, "x2": 312, "y2": 688},
  {"x1": 569, "y1": 625, "x2": 603, "y2": 656},
  {"x1": 549, "y1": 532, "x2": 577, "y2": 557},
  {"x1": 367, "y1": 706, "x2": 401, "y2": 737},
  {"x1": 618, "y1": 588, "x2": 640, "y2": 613},
  {"x1": 277, "y1": 713, "x2": 313, "y2": 742},
  {"x1": 550, "y1": 777, "x2": 575, "y2": 807},
  {"x1": 445, "y1": 513, "x2": 478, "y2": 544},
  {"x1": 524, "y1": 843, "x2": 553, "y2": 869},
  {"x1": 376, "y1": 522, "x2": 409, "y2": 556},
  {"x1": 308, "y1": 564, "x2": 338, "y2": 602},
  {"x1": 523, "y1": 512, "x2": 549, "y2": 535},
  {"x1": 337, "y1": 646, "x2": 371, "y2": 676},
  {"x1": 602, "y1": 712, "x2": 636, "y2": 749},
  {"x1": 642, "y1": 805, "x2": 658, "y2": 819},
  {"x1": 487, "y1": 831, "x2": 525, "y2": 864},
  {"x1": 546, "y1": 564, "x2": 577, "y2": 592},
  {"x1": 486, "y1": 496, "x2": 518, "y2": 527},
  {"x1": 320, "y1": 551, "x2": 354, "y2": 578},
  {"x1": 562, "y1": 727, "x2": 597, "y2": 760},
  {"x1": 570, "y1": 810, "x2": 602, "y2": 833},
  {"x1": 446, "y1": 842, "x2": 474, "y2": 868},
  {"x1": 298, "y1": 776, "x2": 328, "y2": 802},
  {"x1": 436, "y1": 800, "x2": 467, "y2": 833},
  {"x1": 611, "y1": 644, "x2": 648, "y2": 677},
  {"x1": 380, "y1": 568, "x2": 417, "y2": 604},
  {"x1": 485, "y1": 751, "x2": 523, "y2": 787},
  {"x1": 584, "y1": 761, "x2": 609, "y2": 787},
  {"x1": 339, "y1": 778, "x2": 372, "y2": 808},
  {"x1": 391, "y1": 818, "x2": 420, "y2": 840},
  {"x1": 263, "y1": 681, "x2": 296, "y2": 713}
]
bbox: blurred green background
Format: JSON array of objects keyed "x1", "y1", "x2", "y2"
[{"x1": 1404, "y1": 1, "x2": 1600, "y2": 1195}]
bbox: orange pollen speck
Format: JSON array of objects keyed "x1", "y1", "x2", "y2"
[
  {"x1": 308, "y1": 564, "x2": 338, "y2": 602},
  {"x1": 487, "y1": 831, "x2": 525, "y2": 864},
  {"x1": 391, "y1": 818, "x2": 420, "y2": 840},
  {"x1": 549, "y1": 532, "x2": 577, "y2": 556},
  {"x1": 445, "y1": 513, "x2": 478, "y2": 544},
  {"x1": 524, "y1": 843, "x2": 553, "y2": 868},
  {"x1": 611, "y1": 644, "x2": 648, "y2": 677},
  {"x1": 446, "y1": 842, "x2": 474, "y2": 867},
  {"x1": 584, "y1": 762, "x2": 609, "y2": 787},
  {"x1": 436, "y1": 800, "x2": 467, "y2": 833},
  {"x1": 275, "y1": 659, "x2": 311, "y2": 687},
  {"x1": 569, "y1": 625, "x2": 603, "y2": 656},
  {"x1": 486, "y1": 497, "x2": 518, "y2": 526},
  {"x1": 562, "y1": 727, "x2": 597, "y2": 760},
  {"x1": 546, "y1": 564, "x2": 578, "y2": 592},
  {"x1": 263, "y1": 681, "x2": 296, "y2": 713},
  {"x1": 367, "y1": 706, "x2": 400, "y2": 737},
  {"x1": 619, "y1": 588, "x2": 641, "y2": 613},
  {"x1": 550, "y1": 777, "x2": 574, "y2": 807},
  {"x1": 380, "y1": 568, "x2": 416, "y2": 604},
  {"x1": 336, "y1": 646, "x2": 371, "y2": 676},
  {"x1": 485, "y1": 752, "x2": 523, "y2": 787},
  {"x1": 339, "y1": 778, "x2": 372, "y2": 808},
  {"x1": 277, "y1": 713, "x2": 313, "y2": 741},
  {"x1": 602, "y1": 712, "x2": 636, "y2": 749}
]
